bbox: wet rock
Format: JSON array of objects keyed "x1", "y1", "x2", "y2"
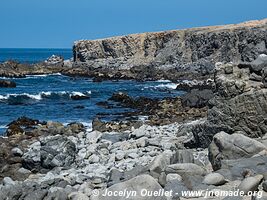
[
  {"x1": 0, "y1": 80, "x2": 16, "y2": 88},
  {"x1": 6, "y1": 116, "x2": 41, "y2": 137},
  {"x1": 208, "y1": 131, "x2": 266, "y2": 170},
  {"x1": 70, "y1": 94, "x2": 90, "y2": 100}
]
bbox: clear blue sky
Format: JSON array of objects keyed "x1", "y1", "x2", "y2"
[{"x1": 0, "y1": 0, "x2": 266, "y2": 48}]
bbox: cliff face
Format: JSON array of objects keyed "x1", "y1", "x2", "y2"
[{"x1": 73, "y1": 19, "x2": 267, "y2": 71}]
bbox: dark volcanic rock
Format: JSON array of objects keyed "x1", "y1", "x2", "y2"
[
  {"x1": 6, "y1": 117, "x2": 41, "y2": 137},
  {"x1": 181, "y1": 89, "x2": 214, "y2": 108},
  {"x1": 70, "y1": 94, "x2": 90, "y2": 100},
  {"x1": 0, "y1": 80, "x2": 16, "y2": 88}
]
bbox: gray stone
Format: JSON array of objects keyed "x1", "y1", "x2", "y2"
[
  {"x1": 149, "y1": 152, "x2": 173, "y2": 179},
  {"x1": 91, "y1": 174, "x2": 167, "y2": 200},
  {"x1": 88, "y1": 154, "x2": 100, "y2": 164},
  {"x1": 208, "y1": 131, "x2": 266, "y2": 170},
  {"x1": 224, "y1": 63, "x2": 234, "y2": 74},
  {"x1": 263, "y1": 181, "x2": 267, "y2": 192},
  {"x1": 11, "y1": 147, "x2": 23, "y2": 157},
  {"x1": 238, "y1": 175, "x2": 263, "y2": 195},
  {"x1": 166, "y1": 174, "x2": 182, "y2": 183},
  {"x1": 68, "y1": 192, "x2": 90, "y2": 200},
  {"x1": 23, "y1": 189, "x2": 48, "y2": 200},
  {"x1": 220, "y1": 156, "x2": 267, "y2": 180},
  {"x1": 202, "y1": 173, "x2": 227, "y2": 186},
  {"x1": 22, "y1": 136, "x2": 76, "y2": 170},
  {"x1": 165, "y1": 163, "x2": 206, "y2": 176},
  {"x1": 2, "y1": 177, "x2": 15, "y2": 186}
]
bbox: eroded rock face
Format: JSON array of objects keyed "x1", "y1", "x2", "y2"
[
  {"x1": 73, "y1": 19, "x2": 267, "y2": 73},
  {"x1": 187, "y1": 55, "x2": 267, "y2": 148}
]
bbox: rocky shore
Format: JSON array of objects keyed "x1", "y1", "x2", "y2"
[
  {"x1": 1, "y1": 19, "x2": 267, "y2": 200},
  {"x1": 0, "y1": 54, "x2": 267, "y2": 199}
]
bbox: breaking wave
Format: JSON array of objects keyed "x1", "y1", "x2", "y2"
[{"x1": 0, "y1": 91, "x2": 91, "y2": 105}]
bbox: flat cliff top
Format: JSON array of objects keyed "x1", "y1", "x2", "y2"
[{"x1": 75, "y1": 18, "x2": 267, "y2": 43}]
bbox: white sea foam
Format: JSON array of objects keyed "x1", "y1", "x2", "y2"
[
  {"x1": 155, "y1": 80, "x2": 172, "y2": 83},
  {"x1": 0, "y1": 90, "x2": 92, "y2": 101},
  {"x1": 145, "y1": 83, "x2": 178, "y2": 90},
  {"x1": 71, "y1": 92, "x2": 87, "y2": 97}
]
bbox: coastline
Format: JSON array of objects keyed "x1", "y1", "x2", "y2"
[{"x1": 0, "y1": 19, "x2": 267, "y2": 199}]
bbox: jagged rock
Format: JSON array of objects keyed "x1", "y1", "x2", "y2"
[
  {"x1": 188, "y1": 57, "x2": 267, "y2": 148},
  {"x1": 181, "y1": 89, "x2": 214, "y2": 108},
  {"x1": 22, "y1": 135, "x2": 76, "y2": 170},
  {"x1": 6, "y1": 116, "x2": 41, "y2": 137},
  {"x1": 0, "y1": 80, "x2": 16, "y2": 88},
  {"x1": 202, "y1": 173, "x2": 227, "y2": 186},
  {"x1": 208, "y1": 131, "x2": 266, "y2": 170},
  {"x1": 73, "y1": 19, "x2": 267, "y2": 74},
  {"x1": 45, "y1": 55, "x2": 64, "y2": 65}
]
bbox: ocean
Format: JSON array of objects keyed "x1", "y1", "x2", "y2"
[
  {"x1": 0, "y1": 48, "x2": 73, "y2": 63},
  {"x1": 0, "y1": 49, "x2": 184, "y2": 135}
]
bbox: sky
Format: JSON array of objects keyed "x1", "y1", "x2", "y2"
[{"x1": 0, "y1": 0, "x2": 266, "y2": 48}]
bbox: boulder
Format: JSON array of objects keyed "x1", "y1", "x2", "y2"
[
  {"x1": 208, "y1": 131, "x2": 266, "y2": 170},
  {"x1": 91, "y1": 174, "x2": 167, "y2": 200},
  {"x1": 22, "y1": 135, "x2": 76, "y2": 170},
  {"x1": 263, "y1": 181, "x2": 267, "y2": 192},
  {"x1": 238, "y1": 175, "x2": 263, "y2": 195},
  {"x1": 165, "y1": 163, "x2": 206, "y2": 176},
  {"x1": 202, "y1": 173, "x2": 227, "y2": 186},
  {"x1": 249, "y1": 54, "x2": 267, "y2": 73},
  {"x1": 219, "y1": 156, "x2": 267, "y2": 180},
  {"x1": 149, "y1": 152, "x2": 174, "y2": 179}
]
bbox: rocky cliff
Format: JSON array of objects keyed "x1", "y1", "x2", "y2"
[{"x1": 73, "y1": 19, "x2": 267, "y2": 73}]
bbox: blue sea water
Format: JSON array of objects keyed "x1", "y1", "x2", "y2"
[
  {"x1": 0, "y1": 49, "x2": 184, "y2": 135},
  {"x1": 0, "y1": 48, "x2": 72, "y2": 63}
]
